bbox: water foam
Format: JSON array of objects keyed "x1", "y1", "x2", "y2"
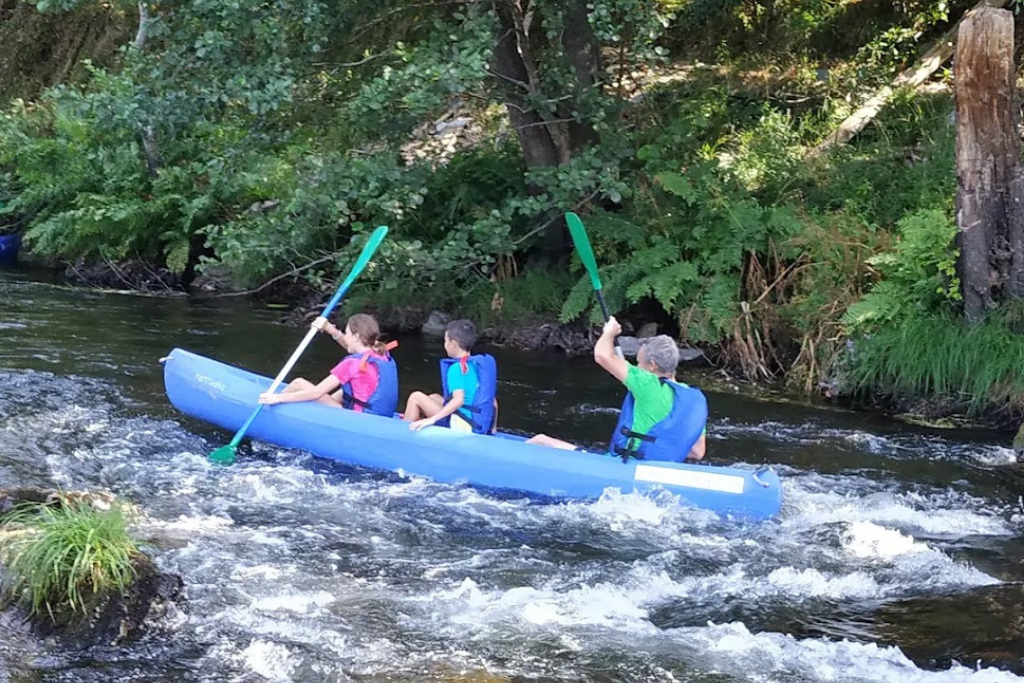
[
  {"x1": 679, "y1": 621, "x2": 1024, "y2": 683},
  {"x1": 240, "y1": 640, "x2": 296, "y2": 681}
]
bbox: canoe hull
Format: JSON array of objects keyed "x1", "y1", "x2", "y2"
[{"x1": 163, "y1": 348, "x2": 783, "y2": 520}]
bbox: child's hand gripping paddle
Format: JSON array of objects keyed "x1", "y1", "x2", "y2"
[
  {"x1": 565, "y1": 212, "x2": 623, "y2": 358},
  {"x1": 208, "y1": 225, "x2": 390, "y2": 465}
]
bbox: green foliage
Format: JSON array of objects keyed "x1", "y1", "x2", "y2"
[
  {"x1": 0, "y1": 0, "x2": 1004, "y2": 411},
  {"x1": 466, "y1": 268, "x2": 577, "y2": 324},
  {"x1": 843, "y1": 208, "x2": 959, "y2": 329},
  {"x1": 560, "y1": 89, "x2": 805, "y2": 343},
  {"x1": 0, "y1": 501, "x2": 138, "y2": 620},
  {"x1": 348, "y1": 7, "x2": 496, "y2": 135},
  {"x1": 669, "y1": 0, "x2": 950, "y2": 66},
  {"x1": 845, "y1": 311, "x2": 1024, "y2": 413},
  {"x1": 1, "y1": 90, "x2": 268, "y2": 273}
]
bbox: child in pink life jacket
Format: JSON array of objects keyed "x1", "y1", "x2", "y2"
[{"x1": 259, "y1": 313, "x2": 399, "y2": 417}]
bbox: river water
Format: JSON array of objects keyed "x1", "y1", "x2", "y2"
[{"x1": 1, "y1": 267, "x2": 1023, "y2": 682}]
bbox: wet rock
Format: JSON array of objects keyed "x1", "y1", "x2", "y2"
[
  {"x1": 618, "y1": 335, "x2": 642, "y2": 357},
  {"x1": 616, "y1": 336, "x2": 704, "y2": 363},
  {"x1": 680, "y1": 347, "x2": 705, "y2": 363},
  {"x1": 0, "y1": 487, "x2": 120, "y2": 515},
  {"x1": 636, "y1": 322, "x2": 658, "y2": 338},
  {"x1": 484, "y1": 321, "x2": 593, "y2": 355},
  {"x1": 189, "y1": 264, "x2": 243, "y2": 294},
  {"x1": 31, "y1": 553, "x2": 183, "y2": 649},
  {"x1": 421, "y1": 311, "x2": 451, "y2": 338},
  {"x1": 0, "y1": 488, "x2": 183, "y2": 649},
  {"x1": 0, "y1": 488, "x2": 54, "y2": 514}
]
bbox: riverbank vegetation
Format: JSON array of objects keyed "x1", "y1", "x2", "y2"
[
  {"x1": 0, "y1": 497, "x2": 137, "y2": 621},
  {"x1": 1, "y1": 0, "x2": 1024, "y2": 424}
]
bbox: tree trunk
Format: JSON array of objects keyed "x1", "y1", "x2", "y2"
[
  {"x1": 489, "y1": 0, "x2": 603, "y2": 260},
  {"x1": 954, "y1": 6, "x2": 1021, "y2": 322},
  {"x1": 560, "y1": 0, "x2": 600, "y2": 152},
  {"x1": 491, "y1": 17, "x2": 560, "y2": 170},
  {"x1": 133, "y1": 0, "x2": 149, "y2": 50}
]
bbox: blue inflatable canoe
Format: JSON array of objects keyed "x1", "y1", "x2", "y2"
[
  {"x1": 0, "y1": 233, "x2": 20, "y2": 266},
  {"x1": 162, "y1": 348, "x2": 783, "y2": 520}
]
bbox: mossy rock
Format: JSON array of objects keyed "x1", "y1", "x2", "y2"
[
  {"x1": 32, "y1": 552, "x2": 183, "y2": 648},
  {"x1": 893, "y1": 413, "x2": 968, "y2": 430},
  {"x1": 0, "y1": 488, "x2": 182, "y2": 648}
]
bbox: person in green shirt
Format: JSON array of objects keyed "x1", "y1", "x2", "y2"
[{"x1": 526, "y1": 316, "x2": 706, "y2": 461}]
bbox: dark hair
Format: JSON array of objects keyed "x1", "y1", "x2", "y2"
[
  {"x1": 346, "y1": 313, "x2": 388, "y2": 354},
  {"x1": 445, "y1": 319, "x2": 477, "y2": 352}
]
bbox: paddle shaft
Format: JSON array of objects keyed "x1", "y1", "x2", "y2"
[
  {"x1": 218, "y1": 226, "x2": 388, "y2": 455},
  {"x1": 595, "y1": 290, "x2": 623, "y2": 359}
]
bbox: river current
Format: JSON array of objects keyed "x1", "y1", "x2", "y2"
[{"x1": 1, "y1": 268, "x2": 1022, "y2": 682}]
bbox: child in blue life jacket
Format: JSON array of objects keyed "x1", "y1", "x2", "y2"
[
  {"x1": 258, "y1": 313, "x2": 399, "y2": 417},
  {"x1": 403, "y1": 319, "x2": 498, "y2": 434},
  {"x1": 527, "y1": 316, "x2": 707, "y2": 462}
]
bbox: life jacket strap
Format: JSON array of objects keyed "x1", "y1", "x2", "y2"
[
  {"x1": 614, "y1": 427, "x2": 656, "y2": 463},
  {"x1": 619, "y1": 426, "x2": 656, "y2": 443},
  {"x1": 612, "y1": 444, "x2": 643, "y2": 463},
  {"x1": 342, "y1": 391, "x2": 371, "y2": 409}
]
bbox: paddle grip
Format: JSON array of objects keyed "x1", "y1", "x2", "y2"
[{"x1": 595, "y1": 291, "x2": 625, "y2": 359}]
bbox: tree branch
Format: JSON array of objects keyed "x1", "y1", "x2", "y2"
[
  {"x1": 198, "y1": 252, "x2": 342, "y2": 299},
  {"x1": 486, "y1": 67, "x2": 532, "y2": 92},
  {"x1": 511, "y1": 190, "x2": 601, "y2": 247},
  {"x1": 133, "y1": 0, "x2": 149, "y2": 50},
  {"x1": 311, "y1": 53, "x2": 390, "y2": 70},
  {"x1": 353, "y1": 0, "x2": 468, "y2": 41}
]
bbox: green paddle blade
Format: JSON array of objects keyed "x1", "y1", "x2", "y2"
[
  {"x1": 565, "y1": 212, "x2": 603, "y2": 291},
  {"x1": 208, "y1": 444, "x2": 237, "y2": 466}
]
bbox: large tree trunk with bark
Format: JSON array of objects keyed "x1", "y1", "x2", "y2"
[
  {"x1": 954, "y1": 6, "x2": 1024, "y2": 322},
  {"x1": 489, "y1": 0, "x2": 602, "y2": 259}
]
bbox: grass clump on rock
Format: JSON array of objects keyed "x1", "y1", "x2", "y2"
[{"x1": 0, "y1": 498, "x2": 138, "y2": 621}]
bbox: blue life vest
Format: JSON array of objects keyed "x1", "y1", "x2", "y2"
[
  {"x1": 440, "y1": 354, "x2": 498, "y2": 434},
  {"x1": 341, "y1": 352, "x2": 399, "y2": 417},
  {"x1": 609, "y1": 379, "x2": 707, "y2": 462}
]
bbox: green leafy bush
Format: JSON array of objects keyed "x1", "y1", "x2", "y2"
[
  {"x1": 0, "y1": 500, "x2": 138, "y2": 620},
  {"x1": 842, "y1": 207, "x2": 959, "y2": 330}
]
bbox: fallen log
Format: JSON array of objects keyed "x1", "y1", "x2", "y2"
[{"x1": 807, "y1": 0, "x2": 1008, "y2": 158}]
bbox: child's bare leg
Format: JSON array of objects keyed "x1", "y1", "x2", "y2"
[
  {"x1": 278, "y1": 378, "x2": 342, "y2": 408},
  {"x1": 525, "y1": 434, "x2": 577, "y2": 450},
  {"x1": 403, "y1": 392, "x2": 444, "y2": 421},
  {"x1": 282, "y1": 378, "x2": 315, "y2": 393},
  {"x1": 316, "y1": 394, "x2": 344, "y2": 408}
]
